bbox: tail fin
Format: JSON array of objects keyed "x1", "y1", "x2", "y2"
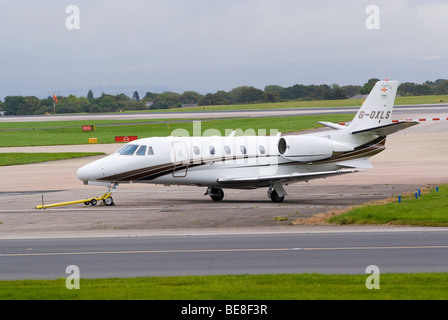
[{"x1": 348, "y1": 80, "x2": 399, "y2": 133}]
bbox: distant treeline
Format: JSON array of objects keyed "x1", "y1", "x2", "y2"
[{"x1": 1, "y1": 78, "x2": 447, "y2": 115}]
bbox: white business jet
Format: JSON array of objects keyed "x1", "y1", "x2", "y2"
[{"x1": 77, "y1": 80, "x2": 418, "y2": 204}]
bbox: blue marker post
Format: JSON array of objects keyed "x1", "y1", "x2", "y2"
[
  {"x1": 436, "y1": 186, "x2": 439, "y2": 192},
  {"x1": 418, "y1": 189, "x2": 421, "y2": 197},
  {"x1": 398, "y1": 195, "x2": 401, "y2": 203}
]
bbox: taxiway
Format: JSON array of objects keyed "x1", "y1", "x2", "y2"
[{"x1": 0, "y1": 107, "x2": 447, "y2": 278}]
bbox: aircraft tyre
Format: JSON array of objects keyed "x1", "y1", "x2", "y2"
[
  {"x1": 270, "y1": 189, "x2": 285, "y2": 203},
  {"x1": 104, "y1": 197, "x2": 114, "y2": 206},
  {"x1": 209, "y1": 187, "x2": 224, "y2": 201}
]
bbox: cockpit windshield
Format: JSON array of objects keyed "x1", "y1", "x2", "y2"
[{"x1": 117, "y1": 144, "x2": 139, "y2": 155}]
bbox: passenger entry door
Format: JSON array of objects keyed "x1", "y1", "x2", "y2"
[{"x1": 171, "y1": 141, "x2": 189, "y2": 177}]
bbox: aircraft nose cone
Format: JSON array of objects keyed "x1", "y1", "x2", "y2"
[
  {"x1": 77, "y1": 165, "x2": 91, "y2": 182},
  {"x1": 77, "y1": 163, "x2": 101, "y2": 182}
]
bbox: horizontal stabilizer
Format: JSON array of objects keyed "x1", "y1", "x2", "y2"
[
  {"x1": 351, "y1": 121, "x2": 419, "y2": 136},
  {"x1": 218, "y1": 169, "x2": 362, "y2": 186},
  {"x1": 318, "y1": 121, "x2": 347, "y2": 130}
]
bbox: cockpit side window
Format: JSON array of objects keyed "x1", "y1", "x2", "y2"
[
  {"x1": 136, "y1": 145, "x2": 147, "y2": 156},
  {"x1": 117, "y1": 144, "x2": 139, "y2": 155},
  {"x1": 147, "y1": 146, "x2": 154, "y2": 156}
]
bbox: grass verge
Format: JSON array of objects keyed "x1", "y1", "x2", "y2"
[
  {"x1": 0, "y1": 153, "x2": 104, "y2": 166},
  {"x1": 0, "y1": 114, "x2": 352, "y2": 147},
  {"x1": 144, "y1": 95, "x2": 448, "y2": 113},
  {"x1": 1, "y1": 273, "x2": 447, "y2": 300},
  {"x1": 327, "y1": 185, "x2": 448, "y2": 226}
]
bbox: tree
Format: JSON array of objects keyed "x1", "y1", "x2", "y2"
[
  {"x1": 198, "y1": 93, "x2": 232, "y2": 106},
  {"x1": 3, "y1": 96, "x2": 23, "y2": 115},
  {"x1": 360, "y1": 78, "x2": 381, "y2": 95},
  {"x1": 132, "y1": 91, "x2": 140, "y2": 101},
  {"x1": 144, "y1": 92, "x2": 157, "y2": 100},
  {"x1": 230, "y1": 86, "x2": 263, "y2": 103},
  {"x1": 279, "y1": 84, "x2": 314, "y2": 100},
  {"x1": 341, "y1": 85, "x2": 361, "y2": 98},
  {"x1": 153, "y1": 92, "x2": 182, "y2": 108},
  {"x1": 87, "y1": 89, "x2": 94, "y2": 101},
  {"x1": 264, "y1": 85, "x2": 284, "y2": 94},
  {"x1": 262, "y1": 91, "x2": 280, "y2": 103},
  {"x1": 398, "y1": 82, "x2": 417, "y2": 96},
  {"x1": 309, "y1": 87, "x2": 326, "y2": 100},
  {"x1": 434, "y1": 80, "x2": 448, "y2": 95},
  {"x1": 414, "y1": 84, "x2": 432, "y2": 95},
  {"x1": 3, "y1": 96, "x2": 40, "y2": 115},
  {"x1": 181, "y1": 91, "x2": 202, "y2": 104},
  {"x1": 324, "y1": 85, "x2": 348, "y2": 100}
]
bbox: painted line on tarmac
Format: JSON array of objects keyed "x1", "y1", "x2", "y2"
[{"x1": 2, "y1": 245, "x2": 448, "y2": 257}]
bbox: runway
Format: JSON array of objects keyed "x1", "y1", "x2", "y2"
[
  {"x1": 1, "y1": 103, "x2": 447, "y2": 123},
  {"x1": 0, "y1": 106, "x2": 447, "y2": 279},
  {"x1": 1, "y1": 227, "x2": 448, "y2": 280}
]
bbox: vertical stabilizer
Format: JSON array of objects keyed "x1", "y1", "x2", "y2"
[{"x1": 348, "y1": 80, "x2": 399, "y2": 133}]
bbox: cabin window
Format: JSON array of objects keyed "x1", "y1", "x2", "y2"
[
  {"x1": 117, "y1": 144, "x2": 138, "y2": 155},
  {"x1": 259, "y1": 145, "x2": 266, "y2": 154},
  {"x1": 193, "y1": 146, "x2": 200, "y2": 155},
  {"x1": 136, "y1": 145, "x2": 147, "y2": 156},
  {"x1": 224, "y1": 146, "x2": 231, "y2": 155},
  {"x1": 209, "y1": 146, "x2": 215, "y2": 155},
  {"x1": 240, "y1": 146, "x2": 247, "y2": 154},
  {"x1": 147, "y1": 146, "x2": 154, "y2": 156}
]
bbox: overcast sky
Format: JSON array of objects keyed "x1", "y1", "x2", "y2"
[{"x1": 0, "y1": 0, "x2": 447, "y2": 99}]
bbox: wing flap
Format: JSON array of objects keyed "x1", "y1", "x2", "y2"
[
  {"x1": 336, "y1": 159, "x2": 373, "y2": 169},
  {"x1": 217, "y1": 169, "x2": 362, "y2": 186}
]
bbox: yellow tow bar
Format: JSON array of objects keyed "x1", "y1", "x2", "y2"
[{"x1": 35, "y1": 192, "x2": 113, "y2": 210}]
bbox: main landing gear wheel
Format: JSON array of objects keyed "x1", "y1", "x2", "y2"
[
  {"x1": 269, "y1": 189, "x2": 285, "y2": 203},
  {"x1": 206, "y1": 187, "x2": 224, "y2": 201}
]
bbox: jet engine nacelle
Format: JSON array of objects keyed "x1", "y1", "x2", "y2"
[{"x1": 278, "y1": 136, "x2": 353, "y2": 162}]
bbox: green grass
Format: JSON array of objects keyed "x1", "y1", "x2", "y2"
[
  {"x1": 1, "y1": 273, "x2": 447, "y2": 300},
  {"x1": 0, "y1": 152, "x2": 104, "y2": 166},
  {"x1": 144, "y1": 94, "x2": 448, "y2": 113},
  {"x1": 0, "y1": 114, "x2": 352, "y2": 147},
  {"x1": 328, "y1": 185, "x2": 448, "y2": 226}
]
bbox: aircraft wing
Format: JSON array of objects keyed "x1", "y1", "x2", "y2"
[{"x1": 217, "y1": 169, "x2": 362, "y2": 187}]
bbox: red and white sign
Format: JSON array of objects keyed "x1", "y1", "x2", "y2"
[
  {"x1": 82, "y1": 125, "x2": 95, "y2": 131},
  {"x1": 115, "y1": 136, "x2": 138, "y2": 143}
]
